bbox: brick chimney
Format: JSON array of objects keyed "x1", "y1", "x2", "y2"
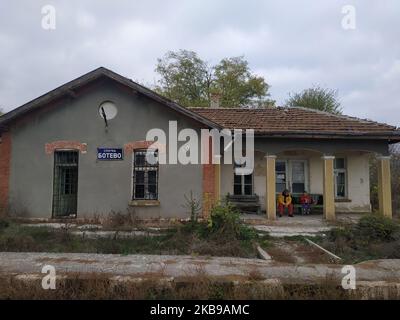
[{"x1": 210, "y1": 93, "x2": 221, "y2": 109}]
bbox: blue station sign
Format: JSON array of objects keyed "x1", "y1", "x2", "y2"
[{"x1": 97, "y1": 148, "x2": 124, "y2": 160}]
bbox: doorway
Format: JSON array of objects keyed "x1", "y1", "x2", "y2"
[{"x1": 52, "y1": 150, "x2": 79, "y2": 217}]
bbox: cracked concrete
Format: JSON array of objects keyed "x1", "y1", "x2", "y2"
[{"x1": 0, "y1": 252, "x2": 399, "y2": 285}]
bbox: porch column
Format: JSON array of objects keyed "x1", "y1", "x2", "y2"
[
  {"x1": 322, "y1": 155, "x2": 335, "y2": 221},
  {"x1": 214, "y1": 155, "x2": 221, "y2": 204},
  {"x1": 377, "y1": 156, "x2": 392, "y2": 218},
  {"x1": 265, "y1": 155, "x2": 277, "y2": 220}
]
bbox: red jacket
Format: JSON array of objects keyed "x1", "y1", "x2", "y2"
[{"x1": 300, "y1": 194, "x2": 312, "y2": 204}]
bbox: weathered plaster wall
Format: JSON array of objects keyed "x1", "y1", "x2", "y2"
[{"x1": 8, "y1": 79, "x2": 204, "y2": 219}]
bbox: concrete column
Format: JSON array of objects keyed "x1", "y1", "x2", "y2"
[
  {"x1": 265, "y1": 155, "x2": 277, "y2": 220},
  {"x1": 377, "y1": 156, "x2": 392, "y2": 218},
  {"x1": 322, "y1": 155, "x2": 335, "y2": 221}
]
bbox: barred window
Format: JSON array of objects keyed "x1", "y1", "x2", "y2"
[{"x1": 133, "y1": 149, "x2": 158, "y2": 200}]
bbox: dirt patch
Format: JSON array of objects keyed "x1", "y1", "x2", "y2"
[
  {"x1": 293, "y1": 243, "x2": 335, "y2": 264},
  {"x1": 264, "y1": 240, "x2": 334, "y2": 264}
]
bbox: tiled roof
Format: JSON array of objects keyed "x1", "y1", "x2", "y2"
[{"x1": 191, "y1": 106, "x2": 400, "y2": 137}]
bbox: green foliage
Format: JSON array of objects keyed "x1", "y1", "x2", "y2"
[
  {"x1": 212, "y1": 56, "x2": 272, "y2": 108},
  {"x1": 329, "y1": 214, "x2": 399, "y2": 243},
  {"x1": 155, "y1": 50, "x2": 211, "y2": 108},
  {"x1": 0, "y1": 221, "x2": 259, "y2": 258},
  {"x1": 323, "y1": 214, "x2": 400, "y2": 263},
  {"x1": 369, "y1": 152, "x2": 400, "y2": 213},
  {"x1": 286, "y1": 86, "x2": 342, "y2": 114},
  {"x1": 0, "y1": 218, "x2": 9, "y2": 230},
  {"x1": 355, "y1": 214, "x2": 400, "y2": 242},
  {"x1": 155, "y1": 50, "x2": 273, "y2": 108},
  {"x1": 207, "y1": 202, "x2": 258, "y2": 240}
]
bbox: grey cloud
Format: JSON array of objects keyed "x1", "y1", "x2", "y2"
[{"x1": 0, "y1": 0, "x2": 399, "y2": 126}]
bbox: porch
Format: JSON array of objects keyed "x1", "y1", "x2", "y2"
[
  {"x1": 216, "y1": 138, "x2": 393, "y2": 221},
  {"x1": 241, "y1": 212, "x2": 363, "y2": 237}
]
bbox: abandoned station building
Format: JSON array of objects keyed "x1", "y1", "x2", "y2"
[{"x1": 0, "y1": 67, "x2": 399, "y2": 221}]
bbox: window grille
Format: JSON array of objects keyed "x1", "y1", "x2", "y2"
[{"x1": 133, "y1": 149, "x2": 159, "y2": 200}]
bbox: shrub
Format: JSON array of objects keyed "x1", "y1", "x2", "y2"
[
  {"x1": 329, "y1": 214, "x2": 400, "y2": 243},
  {"x1": 0, "y1": 218, "x2": 10, "y2": 231},
  {"x1": 207, "y1": 202, "x2": 257, "y2": 240},
  {"x1": 355, "y1": 214, "x2": 400, "y2": 242},
  {"x1": 324, "y1": 214, "x2": 400, "y2": 262}
]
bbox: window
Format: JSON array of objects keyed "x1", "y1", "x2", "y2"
[
  {"x1": 233, "y1": 163, "x2": 253, "y2": 195},
  {"x1": 133, "y1": 149, "x2": 158, "y2": 200},
  {"x1": 275, "y1": 160, "x2": 308, "y2": 194},
  {"x1": 275, "y1": 161, "x2": 287, "y2": 193},
  {"x1": 334, "y1": 158, "x2": 347, "y2": 198}
]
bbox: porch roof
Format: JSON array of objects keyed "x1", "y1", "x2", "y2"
[{"x1": 191, "y1": 107, "x2": 400, "y2": 140}]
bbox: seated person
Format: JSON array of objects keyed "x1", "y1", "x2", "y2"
[
  {"x1": 277, "y1": 189, "x2": 294, "y2": 217},
  {"x1": 300, "y1": 190, "x2": 313, "y2": 215}
]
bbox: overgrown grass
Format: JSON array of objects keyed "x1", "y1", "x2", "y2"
[
  {"x1": 0, "y1": 203, "x2": 265, "y2": 258},
  {"x1": 318, "y1": 214, "x2": 400, "y2": 263},
  {"x1": 0, "y1": 272, "x2": 370, "y2": 300}
]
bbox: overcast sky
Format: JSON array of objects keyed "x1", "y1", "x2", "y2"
[{"x1": 0, "y1": 0, "x2": 399, "y2": 126}]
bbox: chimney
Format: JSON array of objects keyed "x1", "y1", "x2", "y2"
[{"x1": 210, "y1": 93, "x2": 221, "y2": 109}]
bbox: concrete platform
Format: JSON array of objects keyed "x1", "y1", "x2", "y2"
[{"x1": 0, "y1": 252, "x2": 399, "y2": 285}]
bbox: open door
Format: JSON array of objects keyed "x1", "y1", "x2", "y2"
[{"x1": 52, "y1": 151, "x2": 78, "y2": 217}]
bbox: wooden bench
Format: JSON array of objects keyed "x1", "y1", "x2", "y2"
[
  {"x1": 289, "y1": 193, "x2": 324, "y2": 215},
  {"x1": 227, "y1": 194, "x2": 262, "y2": 214}
]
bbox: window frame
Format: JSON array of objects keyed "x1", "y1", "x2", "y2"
[
  {"x1": 275, "y1": 159, "x2": 309, "y2": 194},
  {"x1": 52, "y1": 149, "x2": 79, "y2": 217},
  {"x1": 132, "y1": 149, "x2": 159, "y2": 200},
  {"x1": 233, "y1": 163, "x2": 254, "y2": 196},
  {"x1": 334, "y1": 157, "x2": 347, "y2": 199}
]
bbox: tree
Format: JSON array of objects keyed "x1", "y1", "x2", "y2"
[
  {"x1": 155, "y1": 50, "x2": 273, "y2": 108},
  {"x1": 286, "y1": 86, "x2": 342, "y2": 114},
  {"x1": 213, "y1": 56, "x2": 272, "y2": 108},
  {"x1": 155, "y1": 50, "x2": 212, "y2": 108}
]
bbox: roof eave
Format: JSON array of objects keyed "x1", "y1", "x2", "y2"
[
  {"x1": 0, "y1": 67, "x2": 222, "y2": 131},
  {"x1": 253, "y1": 131, "x2": 400, "y2": 140}
]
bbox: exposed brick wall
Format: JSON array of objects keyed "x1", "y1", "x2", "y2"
[
  {"x1": 202, "y1": 136, "x2": 215, "y2": 218},
  {"x1": 45, "y1": 141, "x2": 87, "y2": 154},
  {"x1": 124, "y1": 140, "x2": 166, "y2": 153},
  {"x1": 0, "y1": 131, "x2": 11, "y2": 215}
]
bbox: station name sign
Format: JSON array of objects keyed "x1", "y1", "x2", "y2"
[{"x1": 97, "y1": 148, "x2": 123, "y2": 160}]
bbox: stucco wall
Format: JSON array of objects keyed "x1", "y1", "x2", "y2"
[{"x1": 8, "y1": 79, "x2": 204, "y2": 219}]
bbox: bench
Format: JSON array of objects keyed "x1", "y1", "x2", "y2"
[
  {"x1": 226, "y1": 193, "x2": 324, "y2": 215},
  {"x1": 289, "y1": 194, "x2": 324, "y2": 215},
  {"x1": 227, "y1": 194, "x2": 262, "y2": 214}
]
